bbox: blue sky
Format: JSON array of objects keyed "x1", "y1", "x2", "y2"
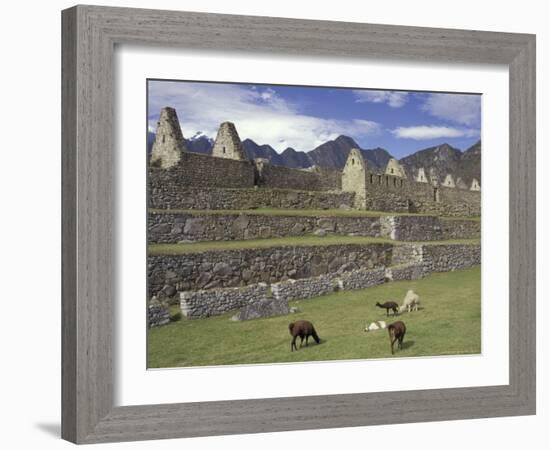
[{"x1": 148, "y1": 80, "x2": 481, "y2": 158}]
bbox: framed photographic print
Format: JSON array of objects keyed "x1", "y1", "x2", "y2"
[{"x1": 62, "y1": 5, "x2": 536, "y2": 444}]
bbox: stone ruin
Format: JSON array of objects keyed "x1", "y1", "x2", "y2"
[
  {"x1": 341, "y1": 148, "x2": 368, "y2": 209},
  {"x1": 385, "y1": 158, "x2": 407, "y2": 178},
  {"x1": 148, "y1": 296, "x2": 170, "y2": 328},
  {"x1": 442, "y1": 174, "x2": 456, "y2": 188},
  {"x1": 147, "y1": 107, "x2": 483, "y2": 323},
  {"x1": 211, "y1": 121, "x2": 247, "y2": 160},
  {"x1": 150, "y1": 107, "x2": 187, "y2": 169},
  {"x1": 415, "y1": 167, "x2": 428, "y2": 183},
  {"x1": 148, "y1": 106, "x2": 481, "y2": 217},
  {"x1": 455, "y1": 177, "x2": 468, "y2": 190}
]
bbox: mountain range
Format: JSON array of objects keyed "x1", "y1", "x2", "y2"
[{"x1": 147, "y1": 131, "x2": 481, "y2": 185}]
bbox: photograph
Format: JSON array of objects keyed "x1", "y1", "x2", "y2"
[{"x1": 146, "y1": 80, "x2": 482, "y2": 368}]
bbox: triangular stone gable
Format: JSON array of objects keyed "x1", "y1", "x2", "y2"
[
  {"x1": 415, "y1": 167, "x2": 428, "y2": 183},
  {"x1": 342, "y1": 148, "x2": 367, "y2": 208},
  {"x1": 470, "y1": 178, "x2": 481, "y2": 191},
  {"x1": 385, "y1": 158, "x2": 406, "y2": 178},
  {"x1": 150, "y1": 107, "x2": 187, "y2": 169},
  {"x1": 442, "y1": 174, "x2": 456, "y2": 188},
  {"x1": 211, "y1": 122, "x2": 247, "y2": 160}
]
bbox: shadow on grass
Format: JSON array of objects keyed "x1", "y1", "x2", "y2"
[
  {"x1": 294, "y1": 339, "x2": 326, "y2": 351},
  {"x1": 401, "y1": 340, "x2": 415, "y2": 350}
]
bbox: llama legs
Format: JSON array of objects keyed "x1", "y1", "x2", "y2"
[{"x1": 291, "y1": 336, "x2": 297, "y2": 352}]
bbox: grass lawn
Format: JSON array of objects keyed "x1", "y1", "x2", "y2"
[
  {"x1": 147, "y1": 266, "x2": 481, "y2": 368},
  {"x1": 148, "y1": 236, "x2": 480, "y2": 255},
  {"x1": 149, "y1": 207, "x2": 480, "y2": 221}
]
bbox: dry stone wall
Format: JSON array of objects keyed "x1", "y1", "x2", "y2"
[
  {"x1": 381, "y1": 215, "x2": 443, "y2": 241},
  {"x1": 440, "y1": 218, "x2": 481, "y2": 239},
  {"x1": 148, "y1": 212, "x2": 382, "y2": 243},
  {"x1": 149, "y1": 186, "x2": 356, "y2": 210},
  {"x1": 148, "y1": 154, "x2": 479, "y2": 217},
  {"x1": 253, "y1": 161, "x2": 342, "y2": 192},
  {"x1": 180, "y1": 283, "x2": 268, "y2": 319},
  {"x1": 407, "y1": 184, "x2": 481, "y2": 217},
  {"x1": 385, "y1": 263, "x2": 425, "y2": 281},
  {"x1": 315, "y1": 166, "x2": 342, "y2": 191},
  {"x1": 170, "y1": 243, "x2": 480, "y2": 319},
  {"x1": 422, "y1": 244, "x2": 481, "y2": 272},
  {"x1": 148, "y1": 298, "x2": 171, "y2": 327},
  {"x1": 149, "y1": 152, "x2": 255, "y2": 193},
  {"x1": 341, "y1": 150, "x2": 481, "y2": 216},
  {"x1": 180, "y1": 268, "x2": 386, "y2": 319},
  {"x1": 148, "y1": 243, "x2": 393, "y2": 296},
  {"x1": 148, "y1": 212, "x2": 479, "y2": 243}
]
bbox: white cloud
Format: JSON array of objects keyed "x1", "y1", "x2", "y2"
[
  {"x1": 420, "y1": 93, "x2": 481, "y2": 126},
  {"x1": 391, "y1": 125, "x2": 479, "y2": 140},
  {"x1": 353, "y1": 90, "x2": 408, "y2": 108},
  {"x1": 148, "y1": 81, "x2": 381, "y2": 152}
]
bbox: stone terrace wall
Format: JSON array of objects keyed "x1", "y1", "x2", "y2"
[
  {"x1": 271, "y1": 267, "x2": 385, "y2": 303},
  {"x1": 422, "y1": 244, "x2": 481, "y2": 272},
  {"x1": 254, "y1": 162, "x2": 342, "y2": 192},
  {"x1": 180, "y1": 268, "x2": 386, "y2": 318},
  {"x1": 180, "y1": 283, "x2": 269, "y2": 319},
  {"x1": 148, "y1": 186, "x2": 356, "y2": 210},
  {"x1": 148, "y1": 299, "x2": 171, "y2": 327},
  {"x1": 148, "y1": 212, "x2": 382, "y2": 243},
  {"x1": 174, "y1": 244, "x2": 480, "y2": 319},
  {"x1": 149, "y1": 151, "x2": 255, "y2": 193},
  {"x1": 148, "y1": 243, "x2": 393, "y2": 295},
  {"x1": 148, "y1": 212, "x2": 478, "y2": 244},
  {"x1": 440, "y1": 219, "x2": 481, "y2": 240},
  {"x1": 391, "y1": 243, "x2": 424, "y2": 266},
  {"x1": 385, "y1": 263, "x2": 425, "y2": 281},
  {"x1": 384, "y1": 215, "x2": 443, "y2": 241}
]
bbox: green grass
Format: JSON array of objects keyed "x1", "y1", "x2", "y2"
[
  {"x1": 440, "y1": 216, "x2": 481, "y2": 222},
  {"x1": 149, "y1": 207, "x2": 480, "y2": 220},
  {"x1": 147, "y1": 266, "x2": 481, "y2": 368},
  {"x1": 148, "y1": 236, "x2": 481, "y2": 255},
  {"x1": 150, "y1": 208, "x2": 424, "y2": 217}
]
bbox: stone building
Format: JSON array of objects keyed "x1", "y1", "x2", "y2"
[
  {"x1": 455, "y1": 177, "x2": 468, "y2": 190},
  {"x1": 385, "y1": 158, "x2": 406, "y2": 178},
  {"x1": 342, "y1": 148, "x2": 368, "y2": 208},
  {"x1": 470, "y1": 178, "x2": 481, "y2": 191},
  {"x1": 150, "y1": 107, "x2": 187, "y2": 169},
  {"x1": 415, "y1": 167, "x2": 428, "y2": 183},
  {"x1": 442, "y1": 174, "x2": 456, "y2": 188},
  {"x1": 211, "y1": 121, "x2": 247, "y2": 160}
]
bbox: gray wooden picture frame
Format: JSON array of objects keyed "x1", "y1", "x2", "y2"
[{"x1": 61, "y1": 4, "x2": 536, "y2": 444}]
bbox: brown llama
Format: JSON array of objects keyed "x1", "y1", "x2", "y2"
[
  {"x1": 387, "y1": 321, "x2": 407, "y2": 355},
  {"x1": 289, "y1": 320, "x2": 320, "y2": 352},
  {"x1": 375, "y1": 301, "x2": 399, "y2": 316}
]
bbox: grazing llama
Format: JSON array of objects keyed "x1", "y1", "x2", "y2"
[
  {"x1": 289, "y1": 320, "x2": 320, "y2": 352},
  {"x1": 387, "y1": 321, "x2": 407, "y2": 354},
  {"x1": 399, "y1": 289, "x2": 420, "y2": 313},
  {"x1": 375, "y1": 301, "x2": 399, "y2": 316}
]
